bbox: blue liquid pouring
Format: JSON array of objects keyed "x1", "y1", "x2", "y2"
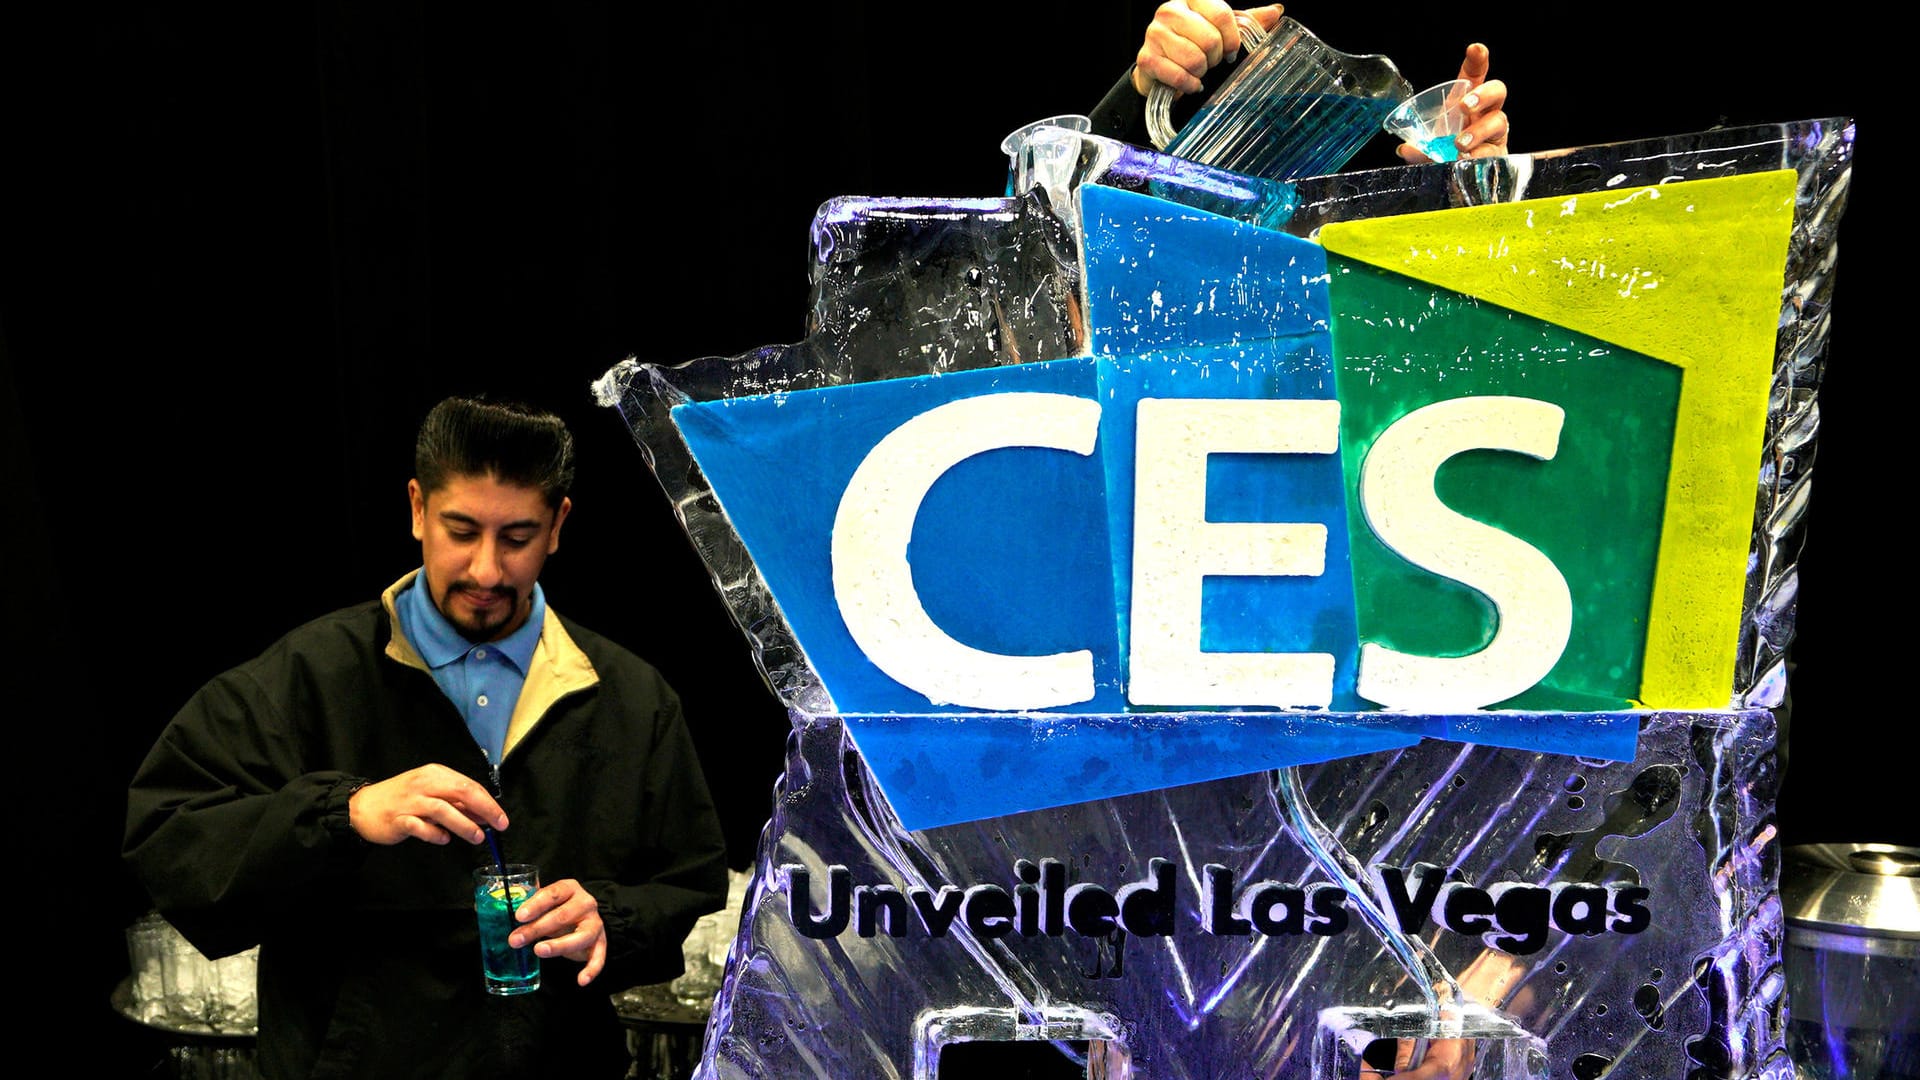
[{"x1": 1167, "y1": 92, "x2": 1398, "y2": 181}]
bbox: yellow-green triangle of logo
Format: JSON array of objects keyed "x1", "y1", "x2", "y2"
[
  {"x1": 1319, "y1": 171, "x2": 1794, "y2": 371},
  {"x1": 1322, "y1": 171, "x2": 1795, "y2": 708}
]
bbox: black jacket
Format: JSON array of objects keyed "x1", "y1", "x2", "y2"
[{"x1": 124, "y1": 577, "x2": 729, "y2": 1078}]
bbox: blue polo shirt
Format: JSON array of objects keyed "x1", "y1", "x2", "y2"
[{"x1": 396, "y1": 569, "x2": 546, "y2": 766}]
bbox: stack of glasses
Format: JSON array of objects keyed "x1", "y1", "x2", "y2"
[{"x1": 124, "y1": 910, "x2": 259, "y2": 1034}]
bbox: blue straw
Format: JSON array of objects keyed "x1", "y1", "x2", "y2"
[
  {"x1": 485, "y1": 828, "x2": 518, "y2": 918},
  {"x1": 485, "y1": 827, "x2": 508, "y2": 877},
  {"x1": 482, "y1": 751, "x2": 517, "y2": 919}
]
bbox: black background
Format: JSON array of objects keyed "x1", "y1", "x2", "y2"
[{"x1": 3, "y1": 2, "x2": 1893, "y2": 1071}]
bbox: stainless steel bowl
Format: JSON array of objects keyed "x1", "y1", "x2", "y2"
[{"x1": 1781, "y1": 843, "x2": 1919, "y2": 1079}]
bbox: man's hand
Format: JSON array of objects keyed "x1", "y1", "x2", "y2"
[
  {"x1": 509, "y1": 878, "x2": 609, "y2": 986},
  {"x1": 1131, "y1": 2, "x2": 1286, "y2": 97},
  {"x1": 347, "y1": 764, "x2": 508, "y2": 846},
  {"x1": 1397, "y1": 43, "x2": 1509, "y2": 163}
]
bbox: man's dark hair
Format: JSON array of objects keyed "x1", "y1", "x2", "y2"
[{"x1": 414, "y1": 396, "x2": 575, "y2": 508}]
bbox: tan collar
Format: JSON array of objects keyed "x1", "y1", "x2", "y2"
[{"x1": 381, "y1": 572, "x2": 598, "y2": 758}]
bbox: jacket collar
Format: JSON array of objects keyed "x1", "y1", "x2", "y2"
[{"x1": 381, "y1": 571, "x2": 599, "y2": 757}]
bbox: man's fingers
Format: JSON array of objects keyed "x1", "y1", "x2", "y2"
[
  {"x1": 508, "y1": 883, "x2": 566, "y2": 929},
  {"x1": 530, "y1": 918, "x2": 600, "y2": 959},
  {"x1": 509, "y1": 879, "x2": 602, "y2": 954},
  {"x1": 449, "y1": 799, "x2": 506, "y2": 833},
  {"x1": 394, "y1": 814, "x2": 453, "y2": 845},
  {"x1": 417, "y1": 767, "x2": 506, "y2": 830},
  {"x1": 576, "y1": 935, "x2": 608, "y2": 986},
  {"x1": 430, "y1": 799, "x2": 487, "y2": 841},
  {"x1": 350, "y1": 764, "x2": 505, "y2": 845},
  {"x1": 374, "y1": 797, "x2": 485, "y2": 845}
]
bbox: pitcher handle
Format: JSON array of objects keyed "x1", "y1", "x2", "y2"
[{"x1": 1144, "y1": 11, "x2": 1272, "y2": 150}]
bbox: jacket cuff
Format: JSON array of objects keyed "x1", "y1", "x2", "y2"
[
  {"x1": 322, "y1": 776, "x2": 372, "y2": 841},
  {"x1": 593, "y1": 889, "x2": 689, "y2": 990}
]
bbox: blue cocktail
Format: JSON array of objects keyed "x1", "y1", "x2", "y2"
[
  {"x1": 474, "y1": 864, "x2": 540, "y2": 996},
  {"x1": 1383, "y1": 79, "x2": 1473, "y2": 164}
]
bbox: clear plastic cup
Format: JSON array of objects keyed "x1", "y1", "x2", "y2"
[
  {"x1": 1383, "y1": 78, "x2": 1474, "y2": 163},
  {"x1": 474, "y1": 863, "x2": 541, "y2": 996}
]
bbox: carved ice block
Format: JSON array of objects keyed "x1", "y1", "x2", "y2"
[{"x1": 594, "y1": 116, "x2": 1850, "y2": 1078}]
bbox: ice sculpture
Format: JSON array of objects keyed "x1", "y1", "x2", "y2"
[{"x1": 595, "y1": 115, "x2": 1850, "y2": 1078}]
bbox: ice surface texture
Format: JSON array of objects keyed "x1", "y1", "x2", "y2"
[{"x1": 705, "y1": 709, "x2": 1785, "y2": 1079}]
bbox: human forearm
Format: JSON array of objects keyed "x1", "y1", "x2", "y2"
[
  {"x1": 122, "y1": 678, "x2": 369, "y2": 956},
  {"x1": 125, "y1": 764, "x2": 368, "y2": 956},
  {"x1": 600, "y1": 729, "x2": 728, "y2": 987},
  {"x1": 586, "y1": 860, "x2": 729, "y2": 990}
]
